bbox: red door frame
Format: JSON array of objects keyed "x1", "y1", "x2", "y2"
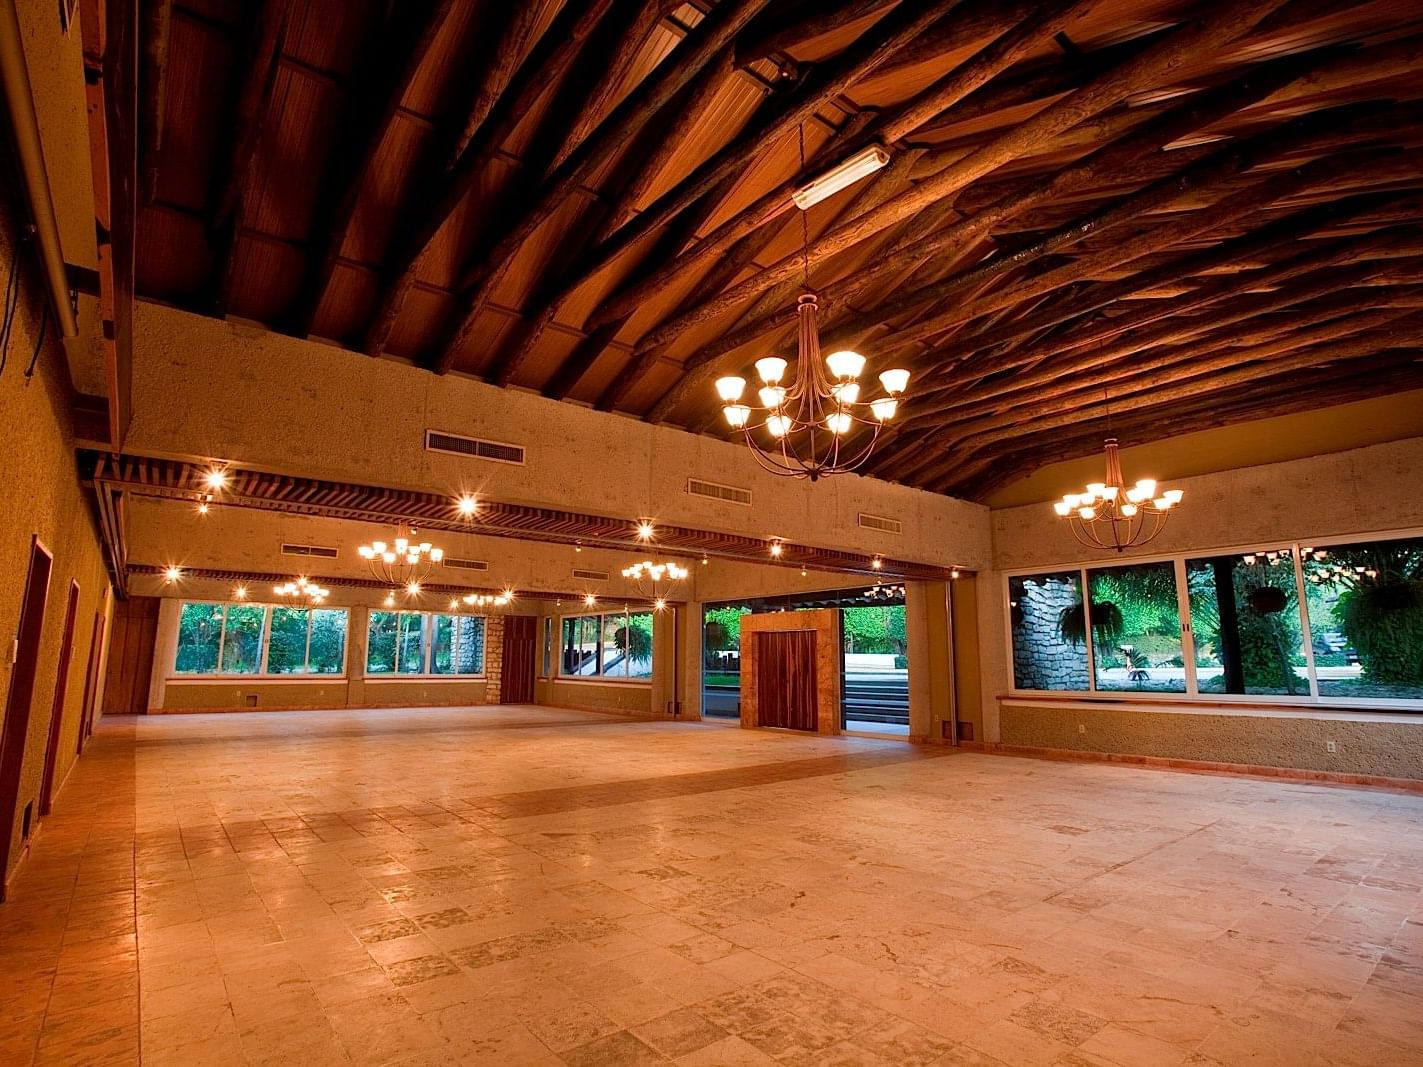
[
  {"x1": 39, "y1": 580, "x2": 81, "y2": 817},
  {"x1": 76, "y1": 605, "x2": 107, "y2": 755},
  {"x1": 0, "y1": 536, "x2": 55, "y2": 899}
]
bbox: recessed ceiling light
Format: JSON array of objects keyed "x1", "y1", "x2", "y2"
[
  {"x1": 770, "y1": 541, "x2": 783, "y2": 558},
  {"x1": 163, "y1": 566, "x2": 182, "y2": 583},
  {"x1": 456, "y1": 494, "x2": 478, "y2": 517},
  {"x1": 203, "y1": 468, "x2": 227, "y2": 490},
  {"x1": 406, "y1": 581, "x2": 421, "y2": 595},
  {"x1": 584, "y1": 593, "x2": 597, "y2": 607},
  {"x1": 636, "y1": 521, "x2": 655, "y2": 541},
  {"x1": 233, "y1": 585, "x2": 247, "y2": 600}
]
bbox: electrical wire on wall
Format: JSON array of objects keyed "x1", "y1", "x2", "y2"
[{"x1": 0, "y1": 219, "x2": 28, "y2": 379}]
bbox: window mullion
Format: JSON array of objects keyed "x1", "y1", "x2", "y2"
[
  {"x1": 216, "y1": 604, "x2": 228, "y2": 675},
  {"x1": 1293, "y1": 543, "x2": 1321, "y2": 699},
  {"x1": 1175, "y1": 558, "x2": 1199, "y2": 695},
  {"x1": 1080, "y1": 568, "x2": 1096, "y2": 693},
  {"x1": 259, "y1": 606, "x2": 272, "y2": 674}
]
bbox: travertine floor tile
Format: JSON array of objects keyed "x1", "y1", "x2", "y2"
[{"x1": 1, "y1": 704, "x2": 1420, "y2": 1065}]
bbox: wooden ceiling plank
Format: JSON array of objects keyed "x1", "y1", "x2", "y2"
[
  {"x1": 293, "y1": 0, "x2": 458, "y2": 337},
  {"x1": 429, "y1": 0, "x2": 777, "y2": 374}
]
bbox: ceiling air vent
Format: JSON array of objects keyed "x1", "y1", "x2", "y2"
[
  {"x1": 425, "y1": 429, "x2": 525, "y2": 465},
  {"x1": 281, "y1": 543, "x2": 338, "y2": 559},
  {"x1": 686, "y1": 477, "x2": 751, "y2": 506},
  {"x1": 572, "y1": 568, "x2": 609, "y2": 582},
  {"x1": 857, "y1": 513, "x2": 902, "y2": 535},
  {"x1": 442, "y1": 556, "x2": 489, "y2": 572}
]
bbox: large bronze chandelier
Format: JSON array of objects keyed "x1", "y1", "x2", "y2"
[
  {"x1": 712, "y1": 124, "x2": 908, "y2": 481},
  {"x1": 357, "y1": 525, "x2": 444, "y2": 587},
  {"x1": 1054, "y1": 438, "x2": 1183, "y2": 551}
]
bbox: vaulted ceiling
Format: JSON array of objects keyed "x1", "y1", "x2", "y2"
[{"x1": 132, "y1": 0, "x2": 1423, "y2": 499}]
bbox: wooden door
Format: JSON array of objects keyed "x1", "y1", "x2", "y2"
[
  {"x1": 39, "y1": 581, "x2": 80, "y2": 816},
  {"x1": 101, "y1": 596, "x2": 159, "y2": 716},
  {"x1": 76, "y1": 607, "x2": 107, "y2": 754},
  {"x1": 500, "y1": 615, "x2": 537, "y2": 704},
  {"x1": 1, "y1": 536, "x2": 54, "y2": 896},
  {"x1": 756, "y1": 630, "x2": 818, "y2": 731}
]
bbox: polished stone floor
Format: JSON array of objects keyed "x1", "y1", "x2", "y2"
[{"x1": 2, "y1": 705, "x2": 1422, "y2": 1066}]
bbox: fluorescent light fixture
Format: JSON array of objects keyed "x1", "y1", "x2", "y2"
[{"x1": 792, "y1": 145, "x2": 891, "y2": 210}]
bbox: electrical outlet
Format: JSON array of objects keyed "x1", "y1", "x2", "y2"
[
  {"x1": 1078, "y1": 723, "x2": 1086, "y2": 735},
  {"x1": 1326, "y1": 740, "x2": 1336, "y2": 753}
]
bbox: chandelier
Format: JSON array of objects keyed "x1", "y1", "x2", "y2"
[
  {"x1": 461, "y1": 591, "x2": 514, "y2": 609},
  {"x1": 1053, "y1": 438, "x2": 1183, "y2": 551},
  {"x1": 357, "y1": 526, "x2": 444, "y2": 587},
  {"x1": 622, "y1": 559, "x2": 688, "y2": 609},
  {"x1": 712, "y1": 124, "x2": 908, "y2": 481},
  {"x1": 274, "y1": 576, "x2": 330, "y2": 604},
  {"x1": 863, "y1": 582, "x2": 905, "y2": 602}
]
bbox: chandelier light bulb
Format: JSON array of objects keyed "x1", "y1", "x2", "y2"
[
  {"x1": 754, "y1": 357, "x2": 788, "y2": 384},
  {"x1": 1121, "y1": 503, "x2": 1138, "y2": 517},
  {"x1": 1079, "y1": 507, "x2": 1096, "y2": 521},
  {"x1": 830, "y1": 381, "x2": 860, "y2": 405},
  {"x1": 715, "y1": 375, "x2": 747, "y2": 402},
  {"x1": 766, "y1": 414, "x2": 792, "y2": 437},
  {"x1": 870, "y1": 397, "x2": 897, "y2": 421},
  {"x1": 372, "y1": 541, "x2": 386, "y2": 553},
  {"x1": 1135, "y1": 478, "x2": 1157, "y2": 497},
  {"x1": 825, "y1": 412, "x2": 852, "y2": 435},
  {"x1": 879, "y1": 368, "x2": 910, "y2": 395},
  {"x1": 824, "y1": 350, "x2": 865, "y2": 379},
  {"x1": 758, "y1": 386, "x2": 786, "y2": 408},
  {"x1": 1053, "y1": 501, "x2": 1071, "y2": 516},
  {"x1": 723, "y1": 404, "x2": 751, "y2": 428},
  {"x1": 394, "y1": 537, "x2": 408, "y2": 553}
]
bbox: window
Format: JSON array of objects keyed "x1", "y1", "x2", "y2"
[
  {"x1": 173, "y1": 601, "x2": 349, "y2": 676},
  {"x1": 1302, "y1": 536, "x2": 1423, "y2": 702},
  {"x1": 366, "y1": 611, "x2": 486, "y2": 676},
  {"x1": 541, "y1": 617, "x2": 553, "y2": 678},
  {"x1": 559, "y1": 609, "x2": 654, "y2": 681},
  {"x1": 1007, "y1": 530, "x2": 1423, "y2": 709}
]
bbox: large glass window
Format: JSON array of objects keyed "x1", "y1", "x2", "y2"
[
  {"x1": 173, "y1": 601, "x2": 348, "y2": 676},
  {"x1": 559, "y1": 610, "x2": 654, "y2": 681},
  {"x1": 1008, "y1": 571, "x2": 1090, "y2": 691},
  {"x1": 1188, "y1": 549, "x2": 1308, "y2": 697},
  {"x1": 1302, "y1": 537, "x2": 1423, "y2": 701},
  {"x1": 1088, "y1": 561, "x2": 1186, "y2": 693},
  {"x1": 367, "y1": 611, "x2": 486, "y2": 676},
  {"x1": 1008, "y1": 530, "x2": 1423, "y2": 709}
]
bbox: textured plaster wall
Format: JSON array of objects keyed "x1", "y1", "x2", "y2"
[
  {"x1": 1000, "y1": 702, "x2": 1423, "y2": 780},
  {"x1": 125, "y1": 304, "x2": 991, "y2": 570},
  {"x1": 539, "y1": 680, "x2": 653, "y2": 717},
  {"x1": 0, "y1": 196, "x2": 112, "y2": 880},
  {"x1": 975, "y1": 438, "x2": 1423, "y2": 772}
]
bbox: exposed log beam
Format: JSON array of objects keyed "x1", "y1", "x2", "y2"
[
  {"x1": 362, "y1": 0, "x2": 621, "y2": 356},
  {"x1": 618, "y1": 0, "x2": 1291, "y2": 352},
  {"x1": 583, "y1": 0, "x2": 1099, "y2": 337},
  {"x1": 138, "y1": 0, "x2": 172, "y2": 205},
  {"x1": 429, "y1": 0, "x2": 776, "y2": 373},
  {"x1": 294, "y1": 0, "x2": 457, "y2": 336}
]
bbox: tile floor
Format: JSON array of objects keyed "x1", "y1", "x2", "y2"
[{"x1": 2, "y1": 705, "x2": 1421, "y2": 1066}]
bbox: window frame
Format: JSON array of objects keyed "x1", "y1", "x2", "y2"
[
  {"x1": 1003, "y1": 525, "x2": 1423, "y2": 712},
  {"x1": 364, "y1": 610, "x2": 488, "y2": 679},
  {"x1": 555, "y1": 608, "x2": 655, "y2": 685},
  {"x1": 170, "y1": 600, "x2": 349, "y2": 679}
]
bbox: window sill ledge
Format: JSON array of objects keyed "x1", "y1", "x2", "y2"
[
  {"x1": 167, "y1": 676, "x2": 347, "y2": 684},
  {"x1": 1001, "y1": 694, "x2": 1422, "y2": 724},
  {"x1": 363, "y1": 675, "x2": 487, "y2": 682}
]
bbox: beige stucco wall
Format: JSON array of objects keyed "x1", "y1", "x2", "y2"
[
  {"x1": 123, "y1": 303, "x2": 991, "y2": 571},
  {"x1": 975, "y1": 437, "x2": 1423, "y2": 774},
  {"x1": 539, "y1": 679, "x2": 654, "y2": 717},
  {"x1": 1000, "y1": 701, "x2": 1423, "y2": 780},
  {"x1": 0, "y1": 198, "x2": 112, "y2": 882}
]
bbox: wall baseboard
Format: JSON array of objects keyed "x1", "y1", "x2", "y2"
[
  {"x1": 145, "y1": 699, "x2": 491, "y2": 715},
  {"x1": 958, "y1": 741, "x2": 1423, "y2": 794}
]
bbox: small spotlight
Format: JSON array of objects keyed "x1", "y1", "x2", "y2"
[
  {"x1": 456, "y1": 494, "x2": 478, "y2": 517},
  {"x1": 951, "y1": 568, "x2": 961, "y2": 580},
  {"x1": 701, "y1": 555, "x2": 709, "y2": 566},
  {"x1": 636, "y1": 521, "x2": 655, "y2": 541},
  {"x1": 770, "y1": 541, "x2": 783, "y2": 558},
  {"x1": 203, "y1": 468, "x2": 227, "y2": 491},
  {"x1": 383, "y1": 593, "x2": 395, "y2": 607},
  {"x1": 574, "y1": 541, "x2": 583, "y2": 553},
  {"x1": 406, "y1": 581, "x2": 421, "y2": 596},
  {"x1": 233, "y1": 585, "x2": 247, "y2": 600},
  {"x1": 584, "y1": 593, "x2": 597, "y2": 607},
  {"x1": 654, "y1": 598, "x2": 667, "y2": 612},
  {"x1": 871, "y1": 557, "x2": 882, "y2": 570},
  {"x1": 449, "y1": 598, "x2": 459, "y2": 610},
  {"x1": 800, "y1": 567, "x2": 808, "y2": 577},
  {"x1": 197, "y1": 502, "x2": 209, "y2": 515},
  {"x1": 163, "y1": 566, "x2": 182, "y2": 583}
]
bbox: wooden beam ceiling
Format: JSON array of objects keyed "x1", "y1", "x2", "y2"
[{"x1": 128, "y1": 0, "x2": 1423, "y2": 499}]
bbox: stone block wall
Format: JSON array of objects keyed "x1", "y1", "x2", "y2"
[
  {"x1": 1011, "y1": 576, "x2": 1089, "y2": 690},
  {"x1": 484, "y1": 615, "x2": 505, "y2": 703}
]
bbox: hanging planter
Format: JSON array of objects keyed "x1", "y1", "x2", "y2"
[
  {"x1": 1058, "y1": 600, "x2": 1123, "y2": 648},
  {"x1": 1247, "y1": 586, "x2": 1289, "y2": 614}
]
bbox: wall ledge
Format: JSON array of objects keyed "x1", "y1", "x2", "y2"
[
  {"x1": 1001, "y1": 695, "x2": 1423, "y2": 725},
  {"x1": 960, "y1": 741, "x2": 1423, "y2": 794}
]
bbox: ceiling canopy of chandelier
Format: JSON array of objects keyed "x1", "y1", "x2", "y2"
[
  {"x1": 358, "y1": 526, "x2": 443, "y2": 587},
  {"x1": 274, "y1": 576, "x2": 330, "y2": 604},
  {"x1": 1054, "y1": 438, "x2": 1183, "y2": 552}
]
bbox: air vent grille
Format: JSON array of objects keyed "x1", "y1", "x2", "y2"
[
  {"x1": 442, "y1": 557, "x2": 489, "y2": 572},
  {"x1": 281, "y1": 543, "x2": 338, "y2": 558},
  {"x1": 425, "y1": 429, "x2": 525, "y2": 465},
  {"x1": 572, "y1": 568, "x2": 609, "y2": 582},
  {"x1": 857, "y1": 513, "x2": 902, "y2": 535},
  {"x1": 686, "y1": 477, "x2": 751, "y2": 506}
]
